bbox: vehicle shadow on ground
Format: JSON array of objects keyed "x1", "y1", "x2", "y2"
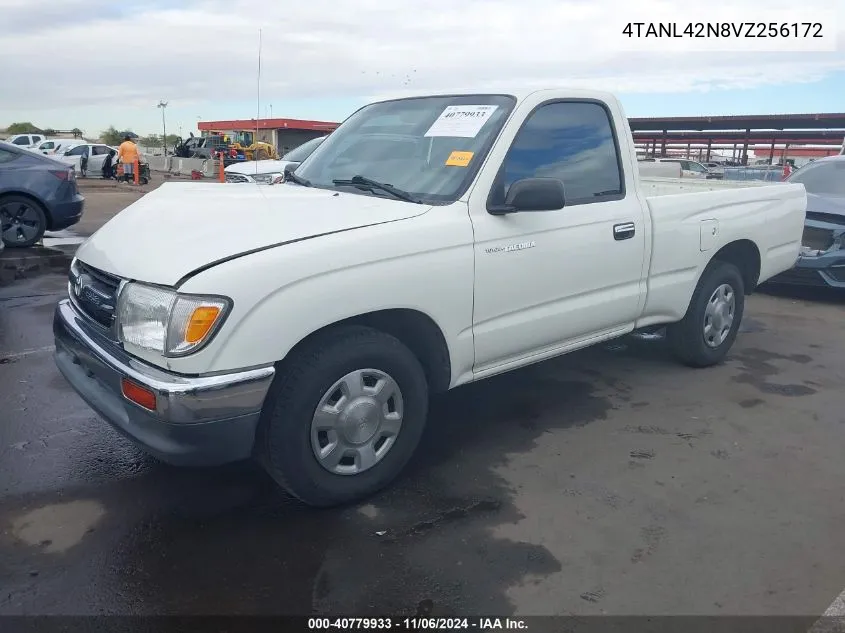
[
  {"x1": 5, "y1": 338, "x2": 658, "y2": 616},
  {"x1": 105, "y1": 362, "x2": 614, "y2": 615},
  {"x1": 759, "y1": 282, "x2": 845, "y2": 305}
]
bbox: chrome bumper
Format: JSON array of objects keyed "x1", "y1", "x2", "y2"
[{"x1": 53, "y1": 299, "x2": 275, "y2": 466}]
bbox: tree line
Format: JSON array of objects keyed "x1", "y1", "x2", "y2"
[{"x1": 5, "y1": 121, "x2": 83, "y2": 138}]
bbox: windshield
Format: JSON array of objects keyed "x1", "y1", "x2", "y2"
[
  {"x1": 295, "y1": 94, "x2": 516, "y2": 204},
  {"x1": 788, "y1": 160, "x2": 845, "y2": 196},
  {"x1": 282, "y1": 136, "x2": 326, "y2": 162}
]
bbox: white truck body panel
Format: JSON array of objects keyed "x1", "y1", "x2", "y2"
[{"x1": 71, "y1": 88, "x2": 806, "y2": 382}]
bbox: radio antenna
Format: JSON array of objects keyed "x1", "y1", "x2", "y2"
[{"x1": 255, "y1": 28, "x2": 262, "y2": 174}]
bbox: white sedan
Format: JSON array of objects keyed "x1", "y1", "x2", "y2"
[
  {"x1": 29, "y1": 138, "x2": 82, "y2": 156},
  {"x1": 224, "y1": 135, "x2": 326, "y2": 184},
  {"x1": 56, "y1": 143, "x2": 119, "y2": 176}
]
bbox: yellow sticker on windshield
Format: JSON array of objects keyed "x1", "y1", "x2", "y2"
[{"x1": 445, "y1": 151, "x2": 474, "y2": 167}]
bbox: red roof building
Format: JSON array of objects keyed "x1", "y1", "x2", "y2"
[{"x1": 197, "y1": 117, "x2": 340, "y2": 154}]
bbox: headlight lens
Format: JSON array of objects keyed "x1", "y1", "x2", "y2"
[
  {"x1": 254, "y1": 172, "x2": 282, "y2": 184},
  {"x1": 117, "y1": 282, "x2": 230, "y2": 356}
]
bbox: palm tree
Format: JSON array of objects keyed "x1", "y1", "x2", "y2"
[{"x1": 71, "y1": 128, "x2": 83, "y2": 139}]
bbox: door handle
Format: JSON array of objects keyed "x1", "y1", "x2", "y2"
[{"x1": 613, "y1": 222, "x2": 636, "y2": 241}]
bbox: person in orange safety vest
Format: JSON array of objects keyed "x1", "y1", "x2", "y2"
[{"x1": 118, "y1": 135, "x2": 141, "y2": 182}]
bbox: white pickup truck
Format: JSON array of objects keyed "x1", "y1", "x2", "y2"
[{"x1": 54, "y1": 88, "x2": 806, "y2": 507}]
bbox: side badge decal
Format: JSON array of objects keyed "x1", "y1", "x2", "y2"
[{"x1": 485, "y1": 241, "x2": 536, "y2": 255}]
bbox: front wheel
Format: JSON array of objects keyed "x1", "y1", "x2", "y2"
[
  {"x1": 666, "y1": 261, "x2": 745, "y2": 368},
  {"x1": 256, "y1": 325, "x2": 429, "y2": 507}
]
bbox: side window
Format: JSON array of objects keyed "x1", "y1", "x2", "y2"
[
  {"x1": 0, "y1": 148, "x2": 20, "y2": 163},
  {"x1": 65, "y1": 145, "x2": 87, "y2": 156},
  {"x1": 12, "y1": 136, "x2": 29, "y2": 145},
  {"x1": 92, "y1": 145, "x2": 110, "y2": 155},
  {"x1": 501, "y1": 102, "x2": 623, "y2": 205}
]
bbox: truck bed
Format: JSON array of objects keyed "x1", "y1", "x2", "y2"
[
  {"x1": 634, "y1": 177, "x2": 806, "y2": 330},
  {"x1": 640, "y1": 176, "x2": 780, "y2": 197}
]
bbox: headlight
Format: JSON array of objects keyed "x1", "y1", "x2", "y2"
[
  {"x1": 116, "y1": 282, "x2": 231, "y2": 356},
  {"x1": 254, "y1": 172, "x2": 282, "y2": 184}
]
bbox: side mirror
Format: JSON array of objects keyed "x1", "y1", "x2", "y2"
[{"x1": 489, "y1": 177, "x2": 566, "y2": 215}]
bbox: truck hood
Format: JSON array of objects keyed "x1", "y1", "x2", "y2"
[
  {"x1": 225, "y1": 159, "x2": 298, "y2": 176},
  {"x1": 75, "y1": 182, "x2": 430, "y2": 286}
]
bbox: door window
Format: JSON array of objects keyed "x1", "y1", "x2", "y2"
[
  {"x1": 65, "y1": 145, "x2": 88, "y2": 156},
  {"x1": 499, "y1": 101, "x2": 624, "y2": 206},
  {"x1": 12, "y1": 136, "x2": 29, "y2": 145},
  {"x1": 0, "y1": 148, "x2": 19, "y2": 163}
]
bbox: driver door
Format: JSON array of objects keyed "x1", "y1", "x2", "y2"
[{"x1": 469, "y1": 100, "x2": 647, "y2": 373}]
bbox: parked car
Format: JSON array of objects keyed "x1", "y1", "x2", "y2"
[
  {"x1": 29, "y1": 138, "x2": 83, "y2": 156},
  {"x1": 3, "y1": 133, "x2": 46, "y2": 148},
  {"x1": 654, "y1": 158, "x2": 712, "y2": 178},
  {"x1": 53, "y1": 88, "x2": 805, "y2": 507},
  {"x1": 637, "y1": 160, "x2": 682, "y2": 178},
  {"x1": 58, "y1": 143, "x2": 119, "y2": 177},
  {"x1": 225, "y1": 135, "x2": 328, "y2": 184},
  {"x1": 768, "y1": 155, "x2": 845, "y2": 288},
  {"x1": 0, "y1": 141, "x2": 85, "y2": 247},
  {"x1": 702, "y1": 162, "x2": 725, "y2": 179}
]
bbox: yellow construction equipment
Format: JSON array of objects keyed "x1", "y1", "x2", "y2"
[{"x1": 229, "y1": 140, "x2": 278, "y2": 161}]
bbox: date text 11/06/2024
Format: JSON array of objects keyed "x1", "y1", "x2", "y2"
[
  {"x1": 308, "y1": 617, "x2": 528, "y2": 630},
  {"x1": 622, "y1": 22, "x2": 824, "y2": 38}
]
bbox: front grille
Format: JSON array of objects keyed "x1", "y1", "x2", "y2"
[
  {"x1": 801, "y1": 226, "x2": 834, "y2": 252},
  {"x1": 225, "y1": 173, "x2": 250, "y2": 183},
  {"x1": 69, "y1": 261, "x2": 121, "y2": 329}
]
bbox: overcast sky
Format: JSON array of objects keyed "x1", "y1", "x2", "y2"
[{"x1": 1, "y1": 0, "x2": 843, "y2": 137}]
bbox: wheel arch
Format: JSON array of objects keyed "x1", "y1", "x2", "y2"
[
  {"x1": 277, "y1": 308, "x2": 453, "y2": 394},
  {"x1": 709, "y1": 239, "x2": 762, "y2": 294}
]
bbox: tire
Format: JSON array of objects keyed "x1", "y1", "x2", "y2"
[
  {"x1": 666, "y1": 261, "x2": 745, "y2": 368},
  {"x1": 256, "y1": 325, "x2": 429, "y2": 507},
  {"x1": 0, "y1": 195, "x2": 48, "y2": 248}
]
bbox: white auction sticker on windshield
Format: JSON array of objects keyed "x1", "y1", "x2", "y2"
[{"x1": 424, "y1": 105, "x2": 499, "y2": 138}]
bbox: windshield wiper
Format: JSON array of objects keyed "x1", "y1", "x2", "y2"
[{"x1": 332, "y1": 175, "x2": 421, "y2": 204}]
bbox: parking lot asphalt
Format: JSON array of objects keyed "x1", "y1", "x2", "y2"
[{"x1": 1, "y1": 185, "x2": 845, "y2": 618}]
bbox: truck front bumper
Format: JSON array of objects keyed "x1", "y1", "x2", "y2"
[{"x1": 53, "y1": 299, "x2": 275, "y2": 466}]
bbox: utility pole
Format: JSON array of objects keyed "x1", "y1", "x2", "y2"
[{"x1": 157, "y1": 100, "x2": 168, "y2": 155}]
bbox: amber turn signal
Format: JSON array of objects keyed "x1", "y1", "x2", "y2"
[{"x1": 185, "y1": 306, "x2": 222, "y2": 343}]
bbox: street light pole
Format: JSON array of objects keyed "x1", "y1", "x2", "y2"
[{"x1": 157, "y1": 100, "x2": 168, "y2": 156}]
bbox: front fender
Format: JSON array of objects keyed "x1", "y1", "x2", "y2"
[{"x1": 171, "y1": 208, "x2": 477, "y2": 385}]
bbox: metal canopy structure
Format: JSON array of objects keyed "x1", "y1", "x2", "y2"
[
  {"x1": 629, "y1": 112, "x2": 845, "y2": 163},
  {"x1": 629, "y1": 113, "x2": 845, "y2": 132}
]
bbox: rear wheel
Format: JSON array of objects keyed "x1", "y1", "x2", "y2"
[
  {"x1": 0, "y1": 195, "x2": 47, "y2": 248},
  {"x1": 256, "y1": 326, "x2": 429, "y2": 507},
  {"x1": 667, "y1": 261, "x2": 745, "y2": 367}
]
